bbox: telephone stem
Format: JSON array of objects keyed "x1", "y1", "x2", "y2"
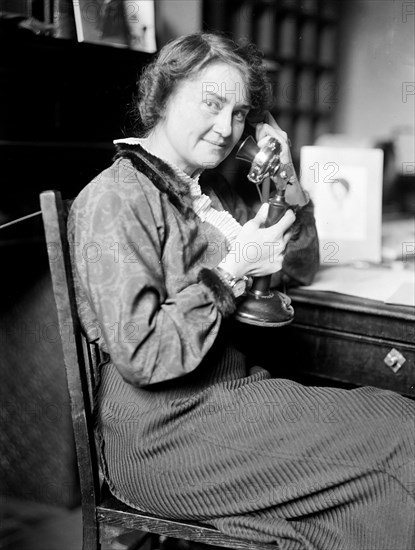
[{"x1": 262, "y1": 176, "x2": 271, "y2": 204}]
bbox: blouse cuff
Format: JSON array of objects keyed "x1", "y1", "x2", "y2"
[{"x1": 198, "y1": 268, "x2": 236, "y2": 317}]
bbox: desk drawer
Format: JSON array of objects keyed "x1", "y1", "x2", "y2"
[
  {"x1": 283, "y1": 323, "x2": 415, "y2": 398},
  {"x1": 289, "y1": 294, "x2": 415, "y2": 344}
]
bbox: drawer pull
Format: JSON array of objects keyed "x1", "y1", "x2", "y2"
[{"x1": 384, "y1": 348, "x2": 406, "y2": 373}]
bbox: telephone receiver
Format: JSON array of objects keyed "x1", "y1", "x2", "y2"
[
  {"x1": 233, "y1": 135, "x2": 295, "y2": 327},
  {"x1": 236, "y1": 135, "x2": 283, "y2": 185}
]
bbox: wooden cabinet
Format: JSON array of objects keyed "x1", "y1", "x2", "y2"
[
  {"x1": 0, "y1": 23, "x2": 152, "y2": 243},
  {"x1": 241, "y1": 288, "x2": 415, "y2": 398},
  {"x1": 0, "y1": 24, "x2": 152, "y2": 506},
  {"x1": 282, "y1": 289, "x2": 415, "y2": 398}
]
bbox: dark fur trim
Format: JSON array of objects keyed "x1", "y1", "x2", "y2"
[
  {"x1": 290, "y1": 200, "x2": 315, "y2": 241},
  {"x1": 114, "y1": 143, "x2": 197, "y2": 221},
  {"x1": 198, "y1": 268, "x2": 236, "y2": 317},
  {"x1": 283, "y1": 200, "x2": 320, "y2": 286}
]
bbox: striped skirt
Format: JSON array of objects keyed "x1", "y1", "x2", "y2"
[{"x1": 96, "y1": 349, "x2": 415, "y2": 550}]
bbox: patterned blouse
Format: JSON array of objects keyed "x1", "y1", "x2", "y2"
[{"x1": 67, "y1": 142, "x2": 319, "y2": 387}]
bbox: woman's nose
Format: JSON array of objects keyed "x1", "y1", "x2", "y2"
[{"x1": 213, "y1": 110, "x2": 233, "y2": 137}]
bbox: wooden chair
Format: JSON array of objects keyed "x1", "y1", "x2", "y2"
[{"x1": 40, "y1": 189, "x2": 278, "y2": 550}]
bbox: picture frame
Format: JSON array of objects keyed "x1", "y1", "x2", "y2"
[
  {"x1": 300, "y1": 145, "x2": 384, "y2": 265},
  {"x1": 0, "y1": 0, "x2": 31, "y2": 18},
  {"x1": 73, "y1": 0, "x2": 129, "y2": 47},
  {"x1": 72, "y1": 0, "x2": 156, "y2": 51}
]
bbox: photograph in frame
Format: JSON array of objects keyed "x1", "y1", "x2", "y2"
[
  {"x1": 72, "y1": 0, "x2": 156, "y2": 50},
  {"x1": 300, "y1": 145, "x2": 384, "y2": 265},
  {"x1": 73, "y1": 0, "x2": 129, "y2": 47}
]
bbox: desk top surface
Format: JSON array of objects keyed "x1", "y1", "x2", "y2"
[{"x1": 289, "y1": 287, "x2": 415, "y2": 322}]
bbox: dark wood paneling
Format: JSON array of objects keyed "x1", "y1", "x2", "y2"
[
  {"x1": 0, "y1": 23, "x2": 153, "y2": 240},
  {"x1": 0, "y1": 23, "x2": 152, "y2": 506}
]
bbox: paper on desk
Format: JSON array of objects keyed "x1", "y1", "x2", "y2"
[
  {"x1": 302, "y1": 265, "x2": 415, "y2": 306},
  {"x1": 385, "y1": 282, "x2": 415, "y2": 306}
]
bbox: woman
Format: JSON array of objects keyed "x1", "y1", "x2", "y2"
[{"x1": 68, "y1": 33, "x2": 415, "y2": 550}]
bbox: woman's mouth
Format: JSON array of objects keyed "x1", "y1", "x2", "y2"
[{"x1": 204, "y1": 139, "x2": 227, "y2": 148}]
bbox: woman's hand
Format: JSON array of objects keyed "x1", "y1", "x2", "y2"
[
  {"x1": 256, "y1": 111, "x2": 292, "y2": 165},
  {"x1": 255, "y1": 112, "x2": 308, "y2": 207},
  {"x1": 218, "y1": 204, "x2": 296, "y2": 278}
]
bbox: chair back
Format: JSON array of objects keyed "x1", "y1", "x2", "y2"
[
  {"x1": 40, "y1": 189, "x2": 100, "y2": 542},
  {"x1": 40, "y1": 190, "x2": 280, "y2": 550}
]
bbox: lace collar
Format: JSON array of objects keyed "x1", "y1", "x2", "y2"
[{"x1": 114, "y1": 137, "x2": 242, "y2": 248}]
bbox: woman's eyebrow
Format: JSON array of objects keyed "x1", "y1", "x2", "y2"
[{"x1": 204, "y1": 91, "x2": 251, "y2": 110}]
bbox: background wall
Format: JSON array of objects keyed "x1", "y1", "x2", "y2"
[
  {"x1": 155, "y1": 0, "x2": 415, "y2": 155},
  {"x1": 155, "y1": 0, "x2": 414, "y2": 166},
  {"x1": 156, "y1": 0, "x2": 202, "y2": 46},
  {"x1": 334, "y1": 0, "x2": 414, "y2": 149}
]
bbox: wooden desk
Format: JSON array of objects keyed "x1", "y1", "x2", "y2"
[{"x1": 278, "y1": 289, "x2": 415, "y2": 398}]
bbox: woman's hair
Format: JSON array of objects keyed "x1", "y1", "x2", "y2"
[{"x1": 133, "y1": 32, "x2": 273, "y2": 135}]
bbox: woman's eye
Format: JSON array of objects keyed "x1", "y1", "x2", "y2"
[
  {"x1": 204, "y1": 99, "x2": 221, "y2": 111},
  {"x1": 233, "y1": 110, "x2": 247, "y2": 122}
]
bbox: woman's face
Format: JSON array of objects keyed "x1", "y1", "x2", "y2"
[{"x1": 154, "y1": 62, "x2": 251, "y2": 176}]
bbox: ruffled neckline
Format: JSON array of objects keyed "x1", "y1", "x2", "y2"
[{"x1": 114, "y1": 137, "x2": 242, "y2": 249}]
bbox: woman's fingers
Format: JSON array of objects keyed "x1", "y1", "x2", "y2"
[
  {"x1": 257, "y1": 112, "x2": 288, "y2": 140},
  {"x1": 256, "y1": 124, "x2": 281, "y2": 144},
  {"x1": 231, "y1": 208, "x2": 296, "y2": 278},
  {"x1": 282, "y1": 230, "x2": 293, "y2": 247},
  {"x1": 256, "y1": 125, "x2": 290, "y2": 164},
  {"x1": 263, "y1": 111, "x2": 274, "y2": 125},
  {"x1": 253, "y1": 202, "x2": 270, "y2": 226},
  {"x1": 264, "y1": 113, "x2": 290, "y2": 145},
  {"x1": 257, "y1": 134, "x2": 275, "y2": 149},
  {"x1": 260, "y1": 210, "x2": 295, "y2": 255},
  {"x1": 253, "y1": 206, "x2": 295, "y2": 234},
  {"x1": 255, "y1": 112, "x2": 292, "y2": 168},
  {"x1": 268, "y1": 209, "x2": 296, "y2": 236},
  {"x1": 264, "y1": 111, "x2": 284, "y2": 134}
]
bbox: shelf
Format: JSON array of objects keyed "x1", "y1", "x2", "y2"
[
  {"x1": 0, "y1": 140, "x2": 114, "y2": 149},
  {"x1": 1, "y1": 22, "x2": 154, "y2": 67},
  {"x1": 0, "y1": 236, "x2": 45, "y2": 247},
  {"x1": 203, "y1": 0, "x2": 340, "y2": 156},
  {"x1": 0, "y1": 25, "x2": 151, "y2": 142}
]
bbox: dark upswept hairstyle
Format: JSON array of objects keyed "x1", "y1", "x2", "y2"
[{"x1": 133, "y1": 32, "x2": 273, "y2": 136}]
